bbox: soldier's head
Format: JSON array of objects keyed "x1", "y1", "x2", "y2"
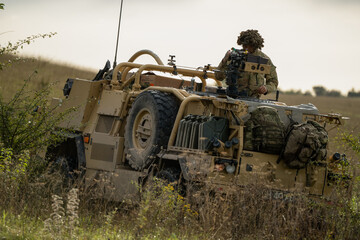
[{"x1": 237, "y1": 29, "x2": 264, "y2": 53}]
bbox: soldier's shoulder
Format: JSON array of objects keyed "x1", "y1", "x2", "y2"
[
  {"x1": 255, "y1": 49, "x2": 270, "y2": 59},
  {"x1": 255, "y1": 49, "x2": 275, "y2": 66}
]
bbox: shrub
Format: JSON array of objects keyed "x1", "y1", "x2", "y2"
[
  {"x1": 304, "y1": 90, "x2": 313, "y2": 96},
  {"x1": 0, "y1": 147, "x2": 28, "y2": 180},
  {"x1": 0, "y1": 31, "x2": 64, "y2": 155},
  {"x1": 0, "y1": 75, "x2": 75, "y2": 155},
  {"x1": 327, "y1": 90, "x2": 342, "y2": 97},
  {"x1": 347, "y1": 90, "x2": 360, "y2": 98},
  {"x1": 313, "y1": 86, "x2": 327, "y2": 96},
  {"x1": 0, "y1": 33, "x2": 56, "y2": 70}
]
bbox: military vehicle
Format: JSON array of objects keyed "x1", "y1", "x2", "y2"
[{"x1": 48, "y1": 49, "x2": 349, "y2": 201}]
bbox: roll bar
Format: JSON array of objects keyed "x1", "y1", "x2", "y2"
[{"x1": 111, "y1": 49, "x2": 222, "y2": 91}]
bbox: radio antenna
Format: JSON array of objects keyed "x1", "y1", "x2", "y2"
[{"x1": 113, "y1": 0, "x2": 124, "y2": 69}]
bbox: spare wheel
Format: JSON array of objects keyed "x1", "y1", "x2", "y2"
[{"x1": 125, "y1": 90, "x2": 179, "y2": 170}]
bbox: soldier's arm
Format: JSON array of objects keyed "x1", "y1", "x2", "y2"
[
  {"x1": 214, "y1": 50, "x2": 231, "y2": 80},
  {"x1": 264, "y1": 60, "x2": 278, "y2": 93}
]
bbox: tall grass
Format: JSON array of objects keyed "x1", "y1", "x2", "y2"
[
  {"x1": 0, "y1": 54, "x2": 96, "y2": 99},
  {"x1": 1, "y1": 163, "x2": 359, "y2": 239}
]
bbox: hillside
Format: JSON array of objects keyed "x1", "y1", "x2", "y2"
[{"x1": 0, "y1": 54, "x2": 96, "y2": 99}]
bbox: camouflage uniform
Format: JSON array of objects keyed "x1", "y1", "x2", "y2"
[{"x1": 215, "y1": 49, "x2": 278, "y2": 98}]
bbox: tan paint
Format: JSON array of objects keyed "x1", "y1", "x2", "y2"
[
  {"x1": 113, "y1": 63, "x2": 222, "y2": 91},
  {"x1": 55, "y1": 79, "x2": 103, "y2": 131},
  {"x1": 53, "y1": 50, "x2": 349, "y2": 201},
  {"x1": 127, "y1": 49, "x2": 164, "y2": 66},
  {"x1": 243, "y1": 62, "x2": 270, "y2": 74},
  {"x1": 86, "y1": 133, "x2": 120, "y2": 171},
  {"x1": 145, "y1": 86, "x2": 189, "y2": 101},
  {"x1": 133, "y1": 64, "x2": 217, "y2": 91},
  {"x1": 114, "y1": 49, "x2": 164, "y2": 85},
  {"x1": 112, "y1": 62, "x2": 142, "y2": 85},
  {"x1": 97, "y1": 90, "x2": 127, "y2": 116},
  {"x1": 168, "y1": 95, "x2": 202, "y2": 147}
]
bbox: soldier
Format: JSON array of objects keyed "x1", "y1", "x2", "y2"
[{"x1": 215, "y1": 29, "x2": 278, "y2": 98}]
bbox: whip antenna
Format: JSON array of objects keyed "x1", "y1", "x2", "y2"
[{"x1": 113, "y1": 0, "x2": 124, "y2": 69}]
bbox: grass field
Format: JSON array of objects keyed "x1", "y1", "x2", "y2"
[
  {"x1": 1, "y1": 55, "x2": 359, "y2": 239},
  {"x1": 0, "y1": 54, "x2": 96, "y2": 99}
]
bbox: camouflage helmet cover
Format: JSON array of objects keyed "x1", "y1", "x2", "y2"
[{"x1": 237, "y1": 29, "x2": 264, "y2": 49}]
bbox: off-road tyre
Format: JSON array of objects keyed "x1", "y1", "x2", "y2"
[{"x1": 125, "y1": 90, "x2": 179, "y2": 170}]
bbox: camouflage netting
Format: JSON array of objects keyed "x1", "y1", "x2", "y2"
[{"x1": 237, "y1": 29, "x2": 264, "y2": 49}]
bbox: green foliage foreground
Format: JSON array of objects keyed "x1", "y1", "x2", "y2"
[
  {"x1": 0, "y1": 133, "x2": 359, "y2": 239},
  {"x1": 0, "y1": 74, "x2": 75, "y2": 155}
]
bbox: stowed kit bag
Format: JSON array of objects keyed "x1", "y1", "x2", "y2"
[
  {"x1": 279, "y1": 120, "x2": 328, "y2": 169},
  {"x1": 244, "y1": 106, "x2": 286, "y2": 154}
]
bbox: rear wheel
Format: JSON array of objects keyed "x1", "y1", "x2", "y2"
[{"x1": 125, "y1": 90, "x2": 179, "y2": 170}]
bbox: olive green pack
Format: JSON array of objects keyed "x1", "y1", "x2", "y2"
[
  {"x1": 244, "y1": 106, "x2": 285, "y2": 154},
  {"x1": 280, "y1": 120, "x2": 328, "y2": 169}
]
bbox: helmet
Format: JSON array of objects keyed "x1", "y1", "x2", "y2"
[{"x1": 237, "y1": 29, "x2": 264, "y2": 49}]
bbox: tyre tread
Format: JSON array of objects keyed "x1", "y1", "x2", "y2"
[{"x1": 125, "y1": 90, "x2": 179, "y2": 170}]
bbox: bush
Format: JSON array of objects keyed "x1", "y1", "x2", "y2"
[
  {"x1": 282, "y1": 89, "x2": 303, "y2": 95},
  {"x1": 327, "y1": 90, "x2": 342, "y2": 97},
  {"x1": 0, "y1": 75, "x2": 75, "y2": 155},
  {"x1": 313, "y1": 86, "x2": 327, "y2": 96},
  {"x1": 0, "y1": 31, "x2": 64, "y2": 155},
  {"x1": 304, "y1": 90, "x2": 313, "y2": 96},
  {"x1": 347, "y1": 88, "x2": 360, "y2": 98},
  {"x1": 0, "y1": 33, "x2": 56, "y2": 70},
  {"x1": 313, "y1": 86, "x2": 344, "y2": 97}
]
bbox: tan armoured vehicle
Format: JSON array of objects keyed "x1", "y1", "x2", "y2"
[{"x1": 49, "y1": 49, "x2": 348, "y2": 201}]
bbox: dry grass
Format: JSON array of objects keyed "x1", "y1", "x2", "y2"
[
  {"x1": 187, "y1": 183, "x2": 358, "y2": 240},
  {"x1": 0, "y1": 54, "x2": 96, "y2": 99},
  {"x1": 2, "y1": 165, "x2": 357, "y2": 240},
  {"x1": 0, "y1": 146, "x2": 359, "y2": 239}
]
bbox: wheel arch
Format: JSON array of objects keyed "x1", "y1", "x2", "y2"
[{"x1": 46, "y1": 132, "x2": 86, "y2": 171}]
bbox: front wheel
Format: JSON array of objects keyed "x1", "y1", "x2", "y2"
[{"x1": 124, "y1": 90, "x2": 179, "y2": 170}]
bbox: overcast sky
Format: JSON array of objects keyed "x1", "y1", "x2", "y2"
[{"x1": 1, "y1": 0, "x2": 360, "y2": 94}]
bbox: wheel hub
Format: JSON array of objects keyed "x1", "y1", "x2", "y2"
[{"x1": 133, "y1": 109, "x2": 152, "y2": 149}]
